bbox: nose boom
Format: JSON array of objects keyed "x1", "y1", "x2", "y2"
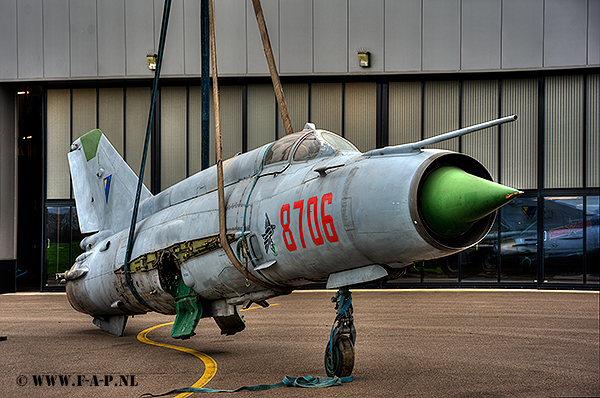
[{"x1": 419, "y1": 166, "x2": 522, "y2": 237}]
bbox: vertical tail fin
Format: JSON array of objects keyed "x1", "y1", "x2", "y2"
[{"x1": 68, "y1": 129, "x2": 153, "y2": 234}]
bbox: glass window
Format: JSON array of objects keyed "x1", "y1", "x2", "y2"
[
  {"x1": 321, "y1": 132, "x2": 359, "y2": 153},
  {"x1": 586, "y1": 196, "x2": 599, "y2": 284},
  {"x1": 293, "y1": 134, "x2": 321, "y2": 162},
  {"x1": 499, "y1": 197, "x2": 538, "y2": 281},
  {"x1": 461, "y1": 218, "x2": 500, "y2": 281},
  {"x1": 44, "y1": 206, "x2": 83, "y2": 288},
  {"x1": 423, "y1": 254, "x2": 458, "y2": 282},
  {"x1": 543, "y1": 196, "x2": 584, "y2": 283},
  {"x1": 263, "y1": 132, "x2": 304, "y2": 166}
]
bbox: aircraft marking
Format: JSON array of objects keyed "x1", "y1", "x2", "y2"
[
  {"x1": 137, "y1": 322, "x2": 217, "y2": 397},
  {"x1": 103, "y1": 175, "x2": 112, "y2": 204},
  {"x1": 280, "y1": 192, "x2": 339, "y2": 252}
]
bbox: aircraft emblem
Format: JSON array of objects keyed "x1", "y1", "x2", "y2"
[
  {"x1": 262, "y1": 213, "x2": 277, "y2": 256},
  {"x1": 103, "y1": 175, "x2": 112, "y2": 204}
]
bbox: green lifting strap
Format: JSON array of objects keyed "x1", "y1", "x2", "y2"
[{"x1": 139, "y1": 376, "x2": 353, "y2": 397}]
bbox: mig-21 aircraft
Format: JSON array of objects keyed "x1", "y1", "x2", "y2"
[{"x1": 62, "y1": 115, "x2": 521, "y2": 377}]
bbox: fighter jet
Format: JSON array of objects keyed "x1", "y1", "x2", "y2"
[{"x1": 62, "y1": 115, "x2": 521, "y2": 377}]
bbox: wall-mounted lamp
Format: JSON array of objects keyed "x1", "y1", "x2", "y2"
[
  {"x1": 357, "y1": 49, "x2": 371, "y2": 68},
  {"x1": 146, "y1": 52, "x2": 158, "y2": 71}
]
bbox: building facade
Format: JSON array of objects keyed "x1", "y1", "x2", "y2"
[{"x1": 0, "y1": 0, "x2": 598, "y2": 292}]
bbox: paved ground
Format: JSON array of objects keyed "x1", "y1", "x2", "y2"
[{"x1": 1, "y1": 290, "x2": 598, "y2": 398}]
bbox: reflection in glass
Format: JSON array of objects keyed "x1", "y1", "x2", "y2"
[
  {"x1": 543, "y1": 197, "x2": 584, "y2": 283},
  {"x1": 586, "y1": 196, "x2": 599, "y2": 283},
  {"x1": 499, "y1": 197, "x2": 538, "y2": 281},
  {"x1": 461, "y1": 218, "x2": 500, "y2": 281},
  {"x1": 423, "y1": 254, "x2": 458, "y2": 281},
  {"x1": 45, "y1": 206, "x2": 84, "y2": 287}
]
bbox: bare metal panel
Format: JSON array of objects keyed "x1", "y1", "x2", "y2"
[
  {"x1": 215, "y1": 0, "x2": 246, "y2": 75},
  {"x1": 98, "y1": 88, "x2": 124, "y2": 156},
  {"x1": 314, "y1": 0, "x2": 347, "y2": 73},
  {"x1": 385, "y1": 0, "x2": 421, "y2": 72},
  {"x1": 125, "y1": 87, "x2": 152, "y2": 187},
  {"x1": 247, "y1": 0, "x2": 278, "y2": 75},
  {"x1": 423, "y1": 81, "x2": 459, "y2": 151},
  {"x1": 388, "y1": 82, "x2": 421, "y2": 145},
  {"x1": 280, "y1": 0, "x2": 312, "y2": 74},
  {"x1": 311, "y1": 83, "x2": 343, "y2": 135},
  {"x1": 125, "y1": 0, "x2": 154, "y2": 77},
  {"x1": 422, "y1": 0, "x2": 461, "y2": 71},
  {"x1": 43, "y1": 0, "x2": 70, "y2": 78},
  {"x1": 462, "y1": 80, "x2": 499, "y2": 180},
  {"x1": 248, "y1": 84, "x2": 275, "y2": 150},
  {"x1": 98, "y1": 0, "x2": 126, "y2": 77},
  {"x1": 544, "y1": 0, "x2": 587, "y2": 67},
  {"x1": 501, "y1": 79, "x2": 538, "y2": 189},
  {"x1": 348, "y1": 0, "x2": 384, "y2": 73},
  {"x1": 17, "y1": 0, "x2": 43, "y2": 79},
  {"x1": 220, "y1": 86, "x2": 243, "y2": 159},
  {"x1": 0, "y1": 86, "x2": 16, "y2": 259},
  {"x1": 345, "y1": 83, "x2": 377, "y2": 152},
  {"x1": 278, "y1": 84, "x2": 309, "y2": 136},
  {"x1": 155, "y1": 0, "x2": 184, "y2": 76},
  {"x1": 0, "y1": 1, "x2": 17, "y2": 79},
  {"x1": 70, "y1": 0, "x2": 98, "y2": 77},
  {"x1": 502, "y1": 0, "x2": 543, "y2": 69},
  {"x1": 183, "y1": 0, "x2": 200, "y2": 75},
  {"x1": 590, "y1": 0, "x2": 600, "y2": 65},
  {"x1": 461, "y1": 0, "x2": 501, "y2": 71},
  {"x1": 72, "y1": 89, "x2": 97, "y2": 140},
  {"x1": 47, "y1": 89, "x2": 72, "y2": 199},
  {"x1": 588, "y1": 74, "x2": 599, "y2": 187},
  {"x1": 161, "y1": 87, "x2": 187, "y2": 190}
]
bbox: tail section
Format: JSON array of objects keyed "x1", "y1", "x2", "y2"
[{"x1": 68, "y1": 129, "x2": 153, "y2": 234}]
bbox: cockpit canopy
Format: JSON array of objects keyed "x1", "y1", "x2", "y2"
[{"x1": 263, "y1": 129, "x2": 359, "y2": 167}]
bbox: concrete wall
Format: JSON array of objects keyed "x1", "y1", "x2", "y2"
[{"x1": 1, "y1": 0, "x2": 598, "y2": 81}]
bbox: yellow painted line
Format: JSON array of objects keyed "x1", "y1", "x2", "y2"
[
  {"x1": 240, "y1": 303, "x2": 280, "y2": 311},
  {"x1": 137, "y1": 322, "x2": 217, "y2": 398}
]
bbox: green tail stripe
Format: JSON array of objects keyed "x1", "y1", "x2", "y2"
[{"x1": 79, "y1": 129, "x2": 103, "y2": 162}]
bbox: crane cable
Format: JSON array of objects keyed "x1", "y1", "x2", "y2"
[{"x1": 209, "y1": 0, "x2": 288, "y2": 296}]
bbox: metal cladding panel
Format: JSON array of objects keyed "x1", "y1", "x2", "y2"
[
  {"x1": 70, "y1": 0, "x2": 98, "y2": 77},
  {"x1": 0, "y1": 86, "x2": 16, "y2": 259},
  {"x1": 215, "y1": 0, "x2": 246, "y2": 75},
  {"x1": 43, "y1": 0, "x2": 70, "y2": 79},
  {"x1": 461, "y1": 0, "x2": 501, "y2": 71},
  {"x1": 385, "y1": 0, "x2": 421, "y2": 72},
  {"x1": 348, "y1": 0, "x2": 384, "y2": 73},
  {"x1": 125, "y1": 0, "x2": 154, "y2": 77},
  {"x1": 183, "y1": 0, "x2": 200, "y2": 75},
  {"x1": 125, "y1": 87, "x2": 152, "y2": 187},
  {"x1": 47, "y1": 89, "x2": 72, "y2": 200},
  {"x1": 247, "y1": 0, "x2": 279, "y2": 75},
  {"x1": 219, "y1": 86, "x2": 244, "y2": 159},
  {"x1": 501, "y1": 79, "x2": 538, "y2": 190},
  {"x1": 501, "y1": 0, "x2": 543, "y2": 69},
  {"x1": 72, "y1": 89, "x2": 97, "y2": 140},
  {"x1": 0, "y1": 0, "x2": 17, "y2": 79},
  {"x1": 188, "y1": 86, "x2": 205, "y2": 174},
  {"x1": 545, "y1": 76, "x2": 584, "y2": 189},
  {"x1": 423, "y1": 81, "x2": 459, "y2": 151},
  {"x1": 98, "y1": 88, "x2": 124, "y2": 157},
  {"x1": 280, "y1": 0, "x2": 313, "y2": 74},
  {"x1": 155, "y1": 0, "x2": 184, "y2": 76},
  {"x1": 314, "y1": 0, "x2": 347, "y2": 73},
  {"x1": 345, "y1": 83, "x2": 377, "y2": 152},
  {"x1": 17, "y1": 1, "x2": 43, "y2": 79},
  {"x1": 389, "y1": 82, "x2": 421, "y2": 146},
  {"x1": 248, "y1": 84, "x2": 275, "y2": 150},
  {"x1": 422, "y1": 0, "x2": 461, "y2": 71},
  {"x1": 161, "y1": 87, "x2": 187, "y2": 190},
  {"x1": 277, "y1": 84, "x2": 309, "y2": 136},
  {"x1": 590, "y1": 0, "x2": 600, "y2": 65},
  {"x1": 98, "y1": 0, "x2": 126, "y2": 77},
  {"x1": 310, "y1": 83, "x2": 343, "y2": 135},
  {"x1": 462, "y1": 80, "x2": 499, "y2": 180},
  {"x1": 544, "y1": 0, "x2": 588, "y2": 67},
  {"x1": 588, "y1": 74, "x2": 600, "y2": 187}
]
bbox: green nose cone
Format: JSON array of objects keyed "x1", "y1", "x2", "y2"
[{"x1": 420, "y1": 166, "x2": 522, "y2": 237}]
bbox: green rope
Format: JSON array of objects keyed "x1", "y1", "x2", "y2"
[{"x1": 138, "y1": 375, "x2": 353, "y2": 397}]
